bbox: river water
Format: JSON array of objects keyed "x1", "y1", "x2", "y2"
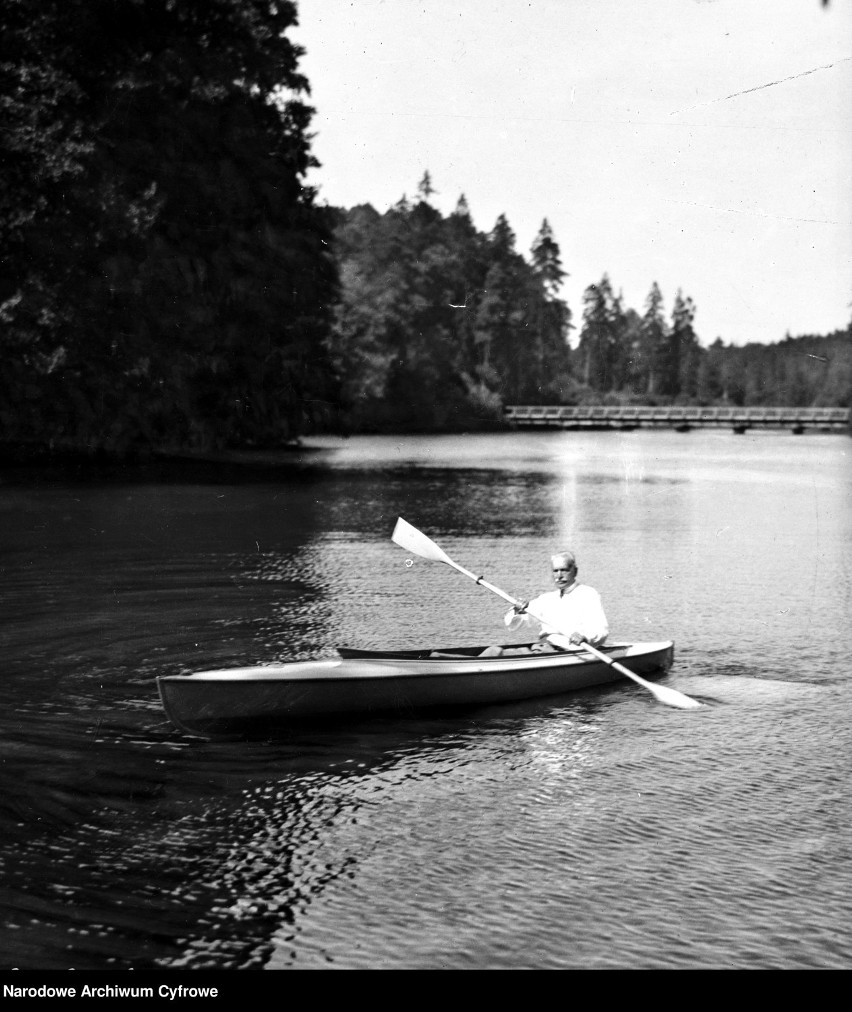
[{"x1": 0, "y1": 429, "x2": 850, "y2": 971}]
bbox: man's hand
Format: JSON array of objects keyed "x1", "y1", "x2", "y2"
[
  {"x1": 513, "y1": 600, "x2": 529, "y2": 614},
  {"x1": 569, "y1": 632, "x2": 587, "y2": 646}
]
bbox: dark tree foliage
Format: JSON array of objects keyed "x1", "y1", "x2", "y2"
[
  {"x1": 670, "y1": 290, "x2": 700, "y2": 400},
  {"x1": 530, "y1": 219, "x2": 565, "y2": 299},
  {"x1": 329, "y1": 181, "x2": 848, "y2": 425},
  {"x1": 569, "y1": 269, "x2": 848, "y2": 411},
  {"x1": 4, "y1": 0, "x2": 843, "y2": 453},
  {"x1": 613, "y1": 303, "x2": 642, "y2": 394},
  {"x1": 710, "y1": 327, "x2": 851, "y2": 408},
  {"x1": 1, "y1": 0, "x2": 338, "y2": 456},
  {"x1": 329, "y1": 189, "x2": 572, "y2": 431},
  {"x1": 578, "y1": 276, "x2": 617, "y2": 390},
  {"x1": 695, "y1": 337, "x2": 724, "y2": 403},
  {"x1": 329, "y1": 196, "x2": 477, "y2": 432},
  {"x1": 474, "y1": 214, "x2": 532, "y2": 401},
  {"x1": 639, "y1": 282, "x2": 668, "y2": 397},
  {"x1": 526, "y1": 219, "x2": 572, "y2": 400}
]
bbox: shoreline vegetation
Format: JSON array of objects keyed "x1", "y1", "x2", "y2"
[{"x1": 3, "y1": 3, "x2": 850, "y2": 464}]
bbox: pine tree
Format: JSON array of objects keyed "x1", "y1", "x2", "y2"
[
  {"x1": 487, "y1": 214, "x2": 517, "y2": 257},
  {"x1": 670, "y1": 290, "x2": 700, "y2": 399},
  {"x1": 330, "y1": 202, "x2": 577, "y2": 424},
  {"x1": 445, "y1": 195, "x2": 489, "y2": 384},
  {"x1": 474, "y1": 215, "x2": 528, "y2": 397},
  {"x1": 640, "y1": 282, "x2": 668, "y2": 397},
  {"x1": 453, "y1": 194, "x2": 472, "y2": 220},
  {"x1": 530, "y1": 219, "x2": 566, "y2": 299},
  {"x1": 578, "y1": 275, "x2": 620, "y2": 391},
  {"x1": 523, "y1": 220, "x2": 570, "y2": 398},
  {"x1": 616, "y1": 304, "x2": 644, "y2": 394},
  {"x1": 417, "y1": 171, "x2": 437, "y2": 202}
]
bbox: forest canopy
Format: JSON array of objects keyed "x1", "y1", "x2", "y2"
[
  {"x1": 1, "y1": 2, "x2": 849, "y2": 458},
  {"x1": 1, "y1": 0, "x2": 338, "y2": 455},
  {"x1": 326, "y1": 185, "x2": 851, "y2": 432}
]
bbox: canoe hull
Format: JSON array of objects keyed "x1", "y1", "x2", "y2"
[{"x1": 157, "y1": 641, "x2": 675, "y2": 737}]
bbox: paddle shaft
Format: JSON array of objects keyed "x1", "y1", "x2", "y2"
[{"x1": 444, "y1": 558, "x2": 517, "y2": 606}]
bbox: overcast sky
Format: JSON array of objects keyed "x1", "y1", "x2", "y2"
[{"x1": 293, "y1": 0, "x2": 851, "y2": 347}]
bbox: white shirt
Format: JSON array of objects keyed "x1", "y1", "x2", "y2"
[{"x1": 504, "y1": 583, "x2": 609, "y2": 646}]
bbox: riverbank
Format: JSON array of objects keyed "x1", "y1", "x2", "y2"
[{"x1": 0, "y1": 443, "x2": 322, "y2": 484}]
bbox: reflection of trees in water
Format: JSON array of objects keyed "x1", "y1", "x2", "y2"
[
  {"x1": 158, "y1": 777, "x2": 361, "y2": 970},
  {"x1": 271, "y1": 466, "x2": 563, "y2": 541},
  {"x1": 155, "y1": 723, "x2": 488, "y2": 969},
  {"x1": 0, "y1": 732, "x2": 373, "y2": 970},
  {"x1": 158, "y1": 700, "x2": 607, "y2": 969},
  {"x1": 261, "y1": 704, "x2": 609, "y2": 969},
  {"x1": 236, "y1": 464, "x2": 578, "y2": 654},
  {"x1": 0, "y1": 691, "x2": 609, "y2": 969},
  {"x1": 0, "y1": 719, "x2": 198, "y2": 970},
  {"x1": 234, "y1": 544, "x2": 330, "y2": 661}
]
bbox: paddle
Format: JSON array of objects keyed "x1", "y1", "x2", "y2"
[{"x1": 391, "y1": 517, "x2": 703, "y2": 711}]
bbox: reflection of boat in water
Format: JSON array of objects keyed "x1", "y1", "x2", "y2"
[{"x1": 157, "y1": 640, "x2": 675, "y2": 737}]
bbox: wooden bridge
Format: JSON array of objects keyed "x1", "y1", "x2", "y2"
[{"x1": 504, "y1": 405, "x2": 850, "y2": 434}]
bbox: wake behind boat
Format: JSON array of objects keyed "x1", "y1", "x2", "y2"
[{"x1": 156, "y1": 640, "x2": 675, "y2": 737}]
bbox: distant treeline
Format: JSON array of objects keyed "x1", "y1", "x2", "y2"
[
  {"x1": 2, "y1": 1, "x2": 850, "y2": 458},
  {"x1": 328, "y1": 191, "x2": 852, "y2": 432}
]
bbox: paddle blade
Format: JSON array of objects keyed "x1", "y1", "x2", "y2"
[
  {"x1": 391, "y1": 518, "x2": 453, "y2": 564},
  {"x1": 580, "y1": 639, "x2": 703, "y2": 710},
  {"x1": 648, "y1": 682, "x2": 703, "y2": 710}
]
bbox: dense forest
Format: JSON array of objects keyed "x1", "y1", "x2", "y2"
[
  {"x1": 2, "y1": 1, "x2": 850, "y2": 458},
  {"x1": 326, "y1": 182, "x2": 573, "y2": 432},
  {"x1": 1, "y1": 0, "x2": 339, "y2": 456},
  {"x1": 327, "y1": 190, "x2": 851, "y2": 432}
]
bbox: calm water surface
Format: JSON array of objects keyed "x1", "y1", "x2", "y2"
[{"x1": 0, "y1": 430, "x2": 850, "y2": 970}]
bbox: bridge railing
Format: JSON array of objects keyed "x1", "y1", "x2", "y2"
[{"x1": 504, "y1": 405, "x2": 850, "y2": 430}]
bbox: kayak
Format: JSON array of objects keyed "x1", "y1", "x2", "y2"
[{"x1": 156, "y1": 640, "x2": 675, "y2": 737}]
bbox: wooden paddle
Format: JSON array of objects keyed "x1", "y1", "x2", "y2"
[{"x1": 391, "y1": 517, "x2": 703, "y2": 711}]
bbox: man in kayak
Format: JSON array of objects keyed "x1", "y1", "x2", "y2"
[{"x1": 503, "y1": 551, "x2": 609, "y2": 650}]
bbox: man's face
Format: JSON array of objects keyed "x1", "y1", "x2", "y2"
[{"x1": 551, "y1": 556, "x2": 576, "y2": 591}]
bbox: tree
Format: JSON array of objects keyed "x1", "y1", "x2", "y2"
[
  {"x1": 329, "y1": 198, "x2": 574, "y2": 425},
  {"x1": 0, "y1": 0, "x2": 103, "y2": 440},
  {"x1": 0, "y1": 0, "x2": 338, "y2": 454},
  {"x1": 329, "y1": 196, "x2": 487, "y2": 431},
  {"x1": 417, "y1": 170, "x2": 437, "y2": 202},
  {"x1": 453, "y1": 194, "x2": 472, "y2": 220},
  {"x1": 521, "y1": 220, "x2": 571, "y2": 399},
  {"x1": 578, "y1": 275, "x2": 621, "y2": 391},
  {"x1": 473, "y1": 215, "x2": 531, "y2": 399},
  {"x1": 697, "y1": 338, "x2": 726, "y2": 403},
  {"x1": 530, "y1": 219, "x2": 566, "y2": 299},
  {"x1": 640, "y1": 282, "x2": 669, "y2": 397},
  {"x1": 612, "y1": 296, "x2": 646, "y2": 394},
  {"x1": 670, "y1": 290, "x2": 700, "y2": 400},
  {"x1": 444, "y1": 194, "x2": 490, "y2": 384}
]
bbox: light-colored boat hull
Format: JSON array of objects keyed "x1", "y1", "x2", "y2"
[{"x1": 157, "y1": 641, "x2": 675, "y2": 736}]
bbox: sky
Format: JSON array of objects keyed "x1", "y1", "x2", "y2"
[{"x1": 291, "y1": 0, "x2": 852, "y2": 347}]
